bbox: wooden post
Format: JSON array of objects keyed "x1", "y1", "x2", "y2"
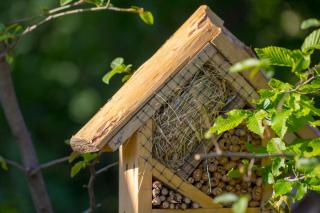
[{"x1": 119, "y1": 121, "x2": 153, "y2": 213}]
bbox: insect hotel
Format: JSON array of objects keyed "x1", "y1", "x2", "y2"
[{"x1": 70, "y1": 5, "x2": 319, "y2": 213}]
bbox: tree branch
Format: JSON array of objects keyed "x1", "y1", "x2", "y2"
[
  {"x1": 21, "y1": 4, "x2": 137, "y2": 36},
  {"x1": 0, "y1": 43, "x2": 53, "y2": 213},
  {"x1": 194, "y1": 151, "x2": 295, "y2": 160},
  {"x1": 30, "y1": 156, "x2": 69, "y2": 175},
  {"x1": 3, "y1": 158, "x2": 25, "y2": 172},
  {"x1": 95, "y1": 161, "x2": 118, "y2": 175}
]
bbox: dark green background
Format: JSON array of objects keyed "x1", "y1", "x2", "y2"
[{"x1": 0, "y1": 0, "x2": 319, "y2": 212}]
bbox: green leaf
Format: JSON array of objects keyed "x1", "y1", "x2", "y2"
[
  {"x1": 301, "y1": 18, "x2": 320, "y2": 30},
  {"x1": 139, "y1": 11, "x2": 154, "y2": 25},
  {"x1": 227, "y1": 168, "x2": 241, "y2": 178},
  {"x1": 299, "y1": 78, "x2": 320, "y2": 93},
  {"x1": 60, "y1": 0, "x2": 73, "y2": 6},
  {"x1": 232, "y1": 195, "x2": 249, "y2": 213},
  {"x1": 255, "y1": 46, "x2": 295, "y2": 67},
  {"x1": 70, "y1": 161, "x2": 86, "y2": 177},
  {"x1": 229, "y1": 58, "x2": 269, "y2": 73},
  {"x1": 68, "y1": 151, "x2": 80, "y2": 163},
  {"x1": 110, "y1": 57, "x2": 124, "y2": 69},
  {"x1": 274, "y1": 179, "x2": 293, "y2": 197},
  {"x1": 310, "y1": 120, "x2": 320, "y2": 127},
  {"x1": 267, "y1": 138, "x2": 286, "y2": 154},
  {"x1": 82, "y1": 153, "x2": 98, "y2": 163},
  {"x1": 305, "y1": 177, "x2": 320, "y2": 191},
  {"x1": 295, "y1": 157, "x2": 320, "y2": 176},
  {"x1": 206, "y1": 110, "x2": 248, "y2": 137},
  {"x1": 287, "y1": 138, "x2": 320, "y2": 157},
  {"x1": 102, "y1": 64, "x2": 126, "y2": 84},
  {"x1": 213, "y1": 193, "x2": 239, "y2": 204},
  {"x1": 294, "y1": 182, "x2": 307, "y2": 200},
  {"x1": 302, "y1": 29, "x2": 320, "y2": 53},
  {"x1": 262, "y1": 166, "x2": 274, "y2": 184},
  {"x1": 246, "y1": 110, "x2": 267, "y2": 136},
  {"x1": 0, "y1": 156, "x2": 8, "y2": 170},
  {"x1": 0, "y1": 23, "x2": 5, "y2": 31},
  {"x1": 272, "y1": 157, "x2": 285, "y2": 176},
  {"x1": 121, "y1": 74, "x2": 132, "y2": 82},
  {"x1": 269, "y1": 78, "x2": 293, "y2": 91},
  {"x1": 271, "y1": 111, "x2": 291, "y2": 139}
]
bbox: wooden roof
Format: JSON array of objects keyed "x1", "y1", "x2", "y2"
[{"x1": 70, "y1": 5, "x2": 319, "y2": 153}]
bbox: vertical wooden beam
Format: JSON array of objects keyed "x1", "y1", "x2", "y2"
[{"x1": 119, "y1": 121, "x2": 153, "y2": 213}]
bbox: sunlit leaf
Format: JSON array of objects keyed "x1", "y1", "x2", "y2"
[
  {"x1": 272, "y1": 157, "x2": 285, "y2": 176},
  {"x1": 68, "y1": 151, "x2": 80, "y2": 163},
  {"x1": 110, "y1": 57, "x2": 124, "y2": 69},
  {"x1": 274, "y1": 179, "x2": 293, "y2": 197},
  {"x1": 227, "y1": 168, "x2": 242, "y2": 178},
  {"x1": 302, "y1": 29, "x2": 320, "y2": 53},
  {"x1": 246, "y1": 110, "x2": 267, "y2": 136},
  {"x1": 267, "y1": 138, "x2": 286, "y2": 154},
  {"x1": 229, "y1": 58, "x2": 269, "y2": 73},
  {"x1": 255, "y1": 46, "x2": 294, "y2": 67},
  {"x1": 214, "y1": 193, "x2": 239, "y2": 204},
  {"x1": 301, "y1": 18, "x2": 320, "y2": 30},
  {"x1": 232, "y1": 195, "x2": 249, "y2": 213},
  {"x1": 70, "y1": 161, "x2": 86, "y2": 177},
  {"x1": 139, "y1": 11, "x2": 154, "y2": 25},
  {"x1": 271, "y1": 111, "x2": 291, "y2": 139},
  {"x1": 287, "y1": 138, "x2": 320, "y2": 157},
  {"x1": 206, "y1": 110, "x2": 248, "y2": 137}
]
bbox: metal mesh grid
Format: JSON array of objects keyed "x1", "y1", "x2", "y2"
[{"x1": 119, "y1": 42, "x2": 262, "y2": 209}]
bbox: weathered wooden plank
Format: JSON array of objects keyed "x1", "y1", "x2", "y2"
[
  {"x1": 152, "y1": 159, "x2": 222, "y2": 209},
  {"x1": 119, "y1": 121, "x2": 153, "y2": 213},
  {"x1": 70, "y1": 5, "x2": 222, "y2": 153}
]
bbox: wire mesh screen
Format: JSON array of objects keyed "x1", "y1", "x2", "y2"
[{"x1": 120, "y1": 42, "x2": 264, "y2": 209}]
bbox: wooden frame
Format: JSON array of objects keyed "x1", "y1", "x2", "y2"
[{"x1": 70, "y1": 4, "x2": 320, "y2": 213}]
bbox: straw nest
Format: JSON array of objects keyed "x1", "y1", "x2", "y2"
[{"x1": 152, "y1": 62, "x2": 229, "y2": 170}]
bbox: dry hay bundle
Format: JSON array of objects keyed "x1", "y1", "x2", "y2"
[{"x1": 152, "y1": 62, "x2": 229, "y2": 170}]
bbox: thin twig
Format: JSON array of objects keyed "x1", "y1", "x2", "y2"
[
  {"x1": 30, "y1": 156, "x2": 69, "y2": 175},
  {"x1": 95, "y1": 161, "x2": 118, "y2": 175},
  {"x1": 3, "y1": 158, "x2": 25, "y2": 172},
  {"x1": 84, "y1": 160, "x2": 98, "y2": 213},
  {"x1": 194, "y1": 151, "x2": 295, "y2": 160},
  {"x1": 49, "y1": 0, "x2": 84, "y2": 14},
  {"x1": 21, "y1": 5, "x2": 137, "y2": 36}
]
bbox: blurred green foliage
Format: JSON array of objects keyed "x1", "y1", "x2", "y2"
[{"x1": 1, "y1": 0, "x2": 320, "y2": 212}]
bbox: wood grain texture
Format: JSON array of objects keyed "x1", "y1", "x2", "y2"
[
  {"x1": 152, "y1": 159, "x2": 222, "y2": 209},
  {"x1": 119, "y1": 121, "x2": 153, "y2": 213},
  {"x1": 70, "y1": 5, "x2": 222, "y2": 153}
]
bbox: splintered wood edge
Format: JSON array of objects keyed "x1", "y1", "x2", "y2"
[{"x1": 70, "y1": 5, "x2": 223, "y2": 153}]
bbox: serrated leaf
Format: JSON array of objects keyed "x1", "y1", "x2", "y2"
[
  {"x1": 139, "y1": 11, "x2": 154, "y2": 25},
  {"x1": 246, "y1": 110, "x2": 267, "y2": 136},
  {"x1": 271, "y1": 111, "x2": 291, "y2": 139},
  {"x1": 272, "y1": 157, "x2": 285, "y2": 176},
  {"x1": 302, "y1": 29, "x2": 320, "y2": 53},
  {"x1": 269, "y1": 78, "x2": 293, "y2": 91},
  {"x1": 274, "y1": 179, "x2": 293, "y2": 197},
  {"x1": 206, "y1": 110, "x2": 248, "y2": 137},
  {"x1": 0, "y1": 156, "x2": 8, "y2": 170},
  {"x1": 110, "y1": 57, "x2": 124, "y2": 69},
  {"x1": 232, "y1": 195, "x2": 249, "y2": 213},
  {"x1": 213, "y1": 193, "x2": 239, "y2": 204},
  {"x1": 255, "y1": 46, "x2": 295, "y2": 67},
  {"x1": 60, "y1": 0, "x2": 73, "y2": 6},
  {"x1": 301, "y1": 18, "x2": 320, "y2": 30},
  {"x1": 70, "y1": 161, "x2": 86, "y2": 178},
  {"x1": 267, "y1": 138, "x2": 286, "y2": 154}
]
